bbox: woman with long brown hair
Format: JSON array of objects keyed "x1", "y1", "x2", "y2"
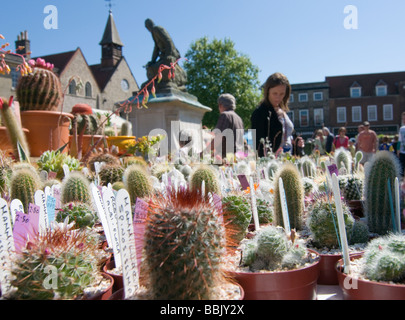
[{"x1": 251, "y1": 72, "x2": 292, "y2": 157}]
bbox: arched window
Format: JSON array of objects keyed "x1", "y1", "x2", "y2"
[
  {"x1": 85, "y1": 82, "x2": 92, "y2": 97},
  {"x1": 69, "y1": 79, "x2": 76, "y2": 95}
]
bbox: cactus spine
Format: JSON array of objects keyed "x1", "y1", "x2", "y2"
[
  {"x1": 123, "y1": 164, "x2": 153, "y2": 204},
  {"x1": 98, "y1": 164, "x2": 124, "y2": 186},
  {"x1": 190, "y1": 165, "x2": 221, "y2": 196},
  {"x1": 10, "y1": 166, "x2": 42, "y2": 212},
  {"x1": 16, "y1": 58, "x2": 62, "y2": 111},
  {"x1": 144, "y1": 188, "x2": 226, "y2": 300},
  {"x1": 364, "y1": 151, "x2": 402, "y2": 235},
  {"x1": 61, "y1": 172, "x2": 92, "y2": 206},
  {"x1": 273, "y1": 163, "x2": 305, "y2": 230}
]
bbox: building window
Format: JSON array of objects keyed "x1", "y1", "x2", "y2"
[
  {"x1": 313, "y1": 92, "x2": 323, "y2": 101},
  {"x1": 352, "y1": 106, "x2": 362, "y2": 122},
  {"x1": 299, "y1": 110, "x2": 309, "y2": 127},
  {"x1": 367, "y1": 105, "x2": 377, "y2": 121},
  {"x1": 85, "y1": 82, "x2": 92, "y2": 97},
  {"x1": 287, "y1": 111, "x2": 294, "y2": 123},
  {"x1": 69, "y1": 79, "x2": 77, "y2": 95},
  {"x1": 376, "y1": 85, "x2": 387, "y2": 96},
  {"x1": 289, "y1": 94, "x2": 294, "y2": 103},
  {"x1": 337, "y1": 107, "x2": 346, "y2": 123},
  {"x1": 350, "y1": 87, "x2": 361, "y2": 98},
  {"x1": 383, "y1": 104, "x2": 393, "y2": 121},
  {"x1": 298, "y1": 93, "x2": 308, "y2": 102},
  {"x1": 314, "y1": 108, "x2": 324, "y2": 126},
  {"x1": 11, "y1": 67, "x2": 21, "y2": 89}
]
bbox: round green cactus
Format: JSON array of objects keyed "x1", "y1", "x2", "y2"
[
  {"x1": 56, "y1": 202, "x2": 97, "y2": 229},
  {"x1": 123, "y1": 164, "x2": 153, "y2": 204},
  {"x1": 98, "y1": 164, "x2": 124, "y2": 186},
  {"x1": 144, "y1": 187, "x2": 226, "y2": 300},
  {"x1": 10, "y1": 166, "x2": 42, "y2": 213},
  {"x1": 190, "y1": 165, "x2": 221, "y2": 196},
  {"x1": 61, "y1": 172, "x2": 92, "y2": 206}
]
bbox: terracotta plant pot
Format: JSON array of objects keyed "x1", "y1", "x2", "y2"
[
  {"x1": 69, "y1": 134, "x2": 104, "y2": 157},
  {"x1": 85, "y1": 272, "x2": 114, "y2": 300},
  {"x1": 0, "y1": 126, "x2": 29, "y2": 156},
  {"x1": 20, "y1": 110, "x2": 73, "y2": 157},
  {"x1": 103, "y1": 259, "x2": 123, "y2": 292},
  {"x1": 336, "y1": 254, "x2": 405, "y2": 300},
  {"x1": 228, "y1": 250, "x2": 320, "y2": 300}
]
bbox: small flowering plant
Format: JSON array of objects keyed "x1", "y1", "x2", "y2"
[
  {"x1": 0, "y1": 34, "x2": 32, "y2": 76},
  {"x1": 125, "y1": 134, "x2": 165, "y2": 158}
]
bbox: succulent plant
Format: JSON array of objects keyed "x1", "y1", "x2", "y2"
[
  {"x1": 150, "y1": 162, "x2": 171, "y2": 181},
  {"x1": 0, "y1": 96, "x2": 30, "y2": 159},
  {"x1": 56, "y1": 202, "x2": 97, "y2": 229},
  {"x1": 98, "y1": 164, "x2": 124, "y2": 186},
  {"x1": 119, "y1": 120, "x2": 133, "y2": 136},
  {"x1": 338, "y1": 174, "x2": 363, "y2": 201},
  {"x1": 190, "y1": 165, "x2": 221, "y2": 196},
  {"x1": 362, "y1": 233, "x2": 405, "y2": 283},
  {"x1": 255, "y1": 197, "x2": 273, "y2": 224},
  {"x1": 123, "y1": 164, "x2": 153, "y2": 204},
  {"x1": 334, "y1": 147, "x2": 352, "y2": 174},
  {"x1": 10, "y1": 166, "x2": 42, "y2": 212},
  {"x1": 240, "y1": 225, "x2": 309, "y2": 271},
  {"x1": 60, "y1": 172, "x2": 92, "y2": 206},
  {"x1": 86, "y1": 152, "x2": 121, "y2": 173},
  {"x1": 144, "y1": 187, "x2": 227, "y2": 300},
  {"x1": 299, "y1": 156, "x2": 317, "y2": 178},
  {"x1": 9, "y1": 223, "x2": 105, "y2": 300},
  {"x1": 306, "y1": 194, "x2": 354, "y2": 249},
  {"x1": 16, "y1": 58, "x2": 62, "y2": 111},
  {"x1": 364, "y1": 151, "x2": 402, "y2": 235},
  {"x1": 37, "y1": 150, "x2": 81, "y2": 180},
  {"x1": 222, "y1": 194, "x2": 252, "y2": 243},
  {"x1": 273, "y1": 163, "x2": 305, "y2": 230}
]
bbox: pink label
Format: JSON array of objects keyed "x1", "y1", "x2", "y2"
[
  {"x1": 13, "y1": 205, "x2": 39, "y2": 253},
  {"x1": 237, "y1": 174, "x2": 249, "y2": 190},
  {"x1": 133, "y1": 198, "x2": 148, "y2": 275}
]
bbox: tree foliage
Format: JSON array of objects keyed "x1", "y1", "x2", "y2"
[{"x1": 184, "y1": 37, "x2": 261, "y2": 128}]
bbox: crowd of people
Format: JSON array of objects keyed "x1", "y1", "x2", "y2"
[{"x1": 207, "y1": 72, "x2": 405, "y2": 177}]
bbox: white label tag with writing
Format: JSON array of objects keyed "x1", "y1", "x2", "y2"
[
  {"x1": 103, "y1": 187, "x2": 122, "y2": 269},
  {"x1": 249, "y1": 177, "x2": 260, "y2": 231},
  {"x1": 10, "y1": 198, "x2": 24, "y2": 224},
  {"x1": 90, "y1": 183, "x2": 112, "y2": 248},
  {"x1": 278, "y1": 178, "x2": 291, "y2": 235},
  {"x1": 116, "y1": 189, "x2": 139, "y2": 299},
  {"x1": 0, "y1": 198, "x2": 15, "y2": 296},
  {"x1": 34, "y1": 190, "x2": 49, "y2": 233}
]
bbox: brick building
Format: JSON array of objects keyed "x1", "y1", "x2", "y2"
[
  {"x1": 0, "y1": 10, "x2": 139, "y2": 113},
  {"x1": 289, "y1": 71, "x2": 405, "y2": 138}
]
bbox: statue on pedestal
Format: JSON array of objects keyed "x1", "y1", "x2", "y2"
[{"x1": 142, "y1": 18, "x2": 187, "y2": 92}]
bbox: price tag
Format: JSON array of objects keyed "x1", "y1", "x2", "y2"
[
  {"x1": 0, "y1": 198, "x2": 15, "y2": 296},
  {"x1": 116, "y1": 189, "x2": 139, "y2": 299}
]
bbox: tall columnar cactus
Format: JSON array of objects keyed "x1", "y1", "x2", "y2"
[
  {"x1": 364, "y1": 151, "x2": 402, "y2": 235},
  {"x1": 0, "y1": 96, "x2": 30, "y2": 159},
  {"x1": 123, "y1": 164, "x2": 153, "y2": 204},
  {"x1": 300, "y1": 156, "x2": 316, "y2": 177},
  {"x1": 61, "y1": 172, "x2": 92, "y2": 206},
  {"x1": 334, "y1": 147, "x2": 352, "y2": 174},
  {"x1": 16, "y1": 58, "x2": 62, "y2": 111},
  {"x1": 190, "y1": 165, "x2": 221, "y2": 196},
  {"x1": 273, "y1": 163, "x2": 305, "y2": 230},
  {"x1": 362, "y1": 233, "x2": 405, "y2": 282},
  {"x1": 10, "y1": 166, "x2": 42, "y2": 213},
  {"x1": 144, "y1": 187, "x2": 226, "y2": 300},
  {"x1": 306, "y1": 196, "x2": 355, "y2": 248},
  {"x1": 120, "y1": 120, "x2": 132, "y2": 136}
]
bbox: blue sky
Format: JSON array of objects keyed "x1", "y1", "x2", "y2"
[{"x1": 2, "y1": 0, "x2": 405, "y2": 87}]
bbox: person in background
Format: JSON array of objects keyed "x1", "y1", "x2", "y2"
[
  {"x1": 398, "y1": 112, "x2": 405, "y2": 176},
  {"x1": 333, "y1": 127, "x2": 349, "y2": 150},
  {"x1": 313, "y1": 129, "x2": 326, "y2": 155},
  {"x1": 348, "y1": 137, "x2": 356, "y2": 157},
  {"x1": 355, "y1": 124, "x2": 364, "y2": 150},
  {"x1": 251, "y1": 72, "x2": 291, "y2": 157},
  {"x1": 379, "y1": 136, "x2": 390, "y2": 151},
  {"x1": 322, "y1": 127, "x2": 334, "y2": 153},
  {"x1": 292, "y1": 132, "x2": 305, "y2": 157},
  {"x1": 389, "y1": 135, "x2": 399, "y2": 157},
  {"x1": 213, "y1": 93, "x2": 244, "y2": 159},
  {"x1": 356, "y1": 121, "x2": 378, "y2": 164}
]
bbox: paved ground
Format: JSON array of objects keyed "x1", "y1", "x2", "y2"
[{"x1": 317, "y1": 285, "x2": 344, "y2": 300}]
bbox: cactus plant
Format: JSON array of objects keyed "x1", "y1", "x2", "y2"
[
  {"x1": 190, "y1": 165, "x2": 221, "y2": 196},
  {"x1": 98, "y1": 164, "x2": 124, "y2": 186},
  {"x1": 61, "y1": 172, "x2": 92, "y2": 206},
  {"x1": 123, "y1": 164, "x2": 153, "y2": 204},
  {"x1": 273, "y1": 163, "x2": 305, "y2": 230},
  {"x1": 306, "y1": 194, "x2": 355, "y2": 249},
  {"x1": 120, "y1": 120, "x2": 132, "y2": 136},
  {"x1": 334, "y1": 147, "x2": 352, "y2": 174},
  {"x1": 10, "y1": 166, "x2": 42, "y2": 212},
  {"x1": 144, "y1": 187, "x2": 227, "y2": 300},
  {"x1": 300, "y1": 156, "x2": 316, "y2": 178},
  {"x1": 86, "y1": 152, "x2": 121, "y2": 173},
  {"x1": 16, "y1": 58, "x2": 62, "y2": 111},
  {"x1": 222, "y1": 194, "x2": 252, "y2": 243},
  {"x1": 362, "y1": 233, "x2": 405, "y2": 282},
  {"x1": 9, "y1": 223, "x2": 105, "y2": 300},
  {"x1": 37, "y1": 150, "x2": 81, "y2": 180},
  {"x1": 364, "y1": 151, "x2": 402, "y2": 235},
  {"x1": 240, "y1": 225, "x2": 309, "y2": 271},
  {"x1": 338, "y1": 174, "x2": 363, "y2": 201},
  {"x1": 0, "y1": 96, "x2": 30, "y2": 159},
  {"x1": 255, "y1": 198, "x2": 273, "y2": 224},
  {"x1": 56, "y1": 202, "x2": 97, "y2": 229}
]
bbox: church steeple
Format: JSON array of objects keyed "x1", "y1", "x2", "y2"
[{"x1": 99, "y1": 10, "x2": 123, "y2": 67}]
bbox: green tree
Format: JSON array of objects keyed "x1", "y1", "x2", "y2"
[{"x1": 184, "y1": 37, "x2": 261, "y2": 128}]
